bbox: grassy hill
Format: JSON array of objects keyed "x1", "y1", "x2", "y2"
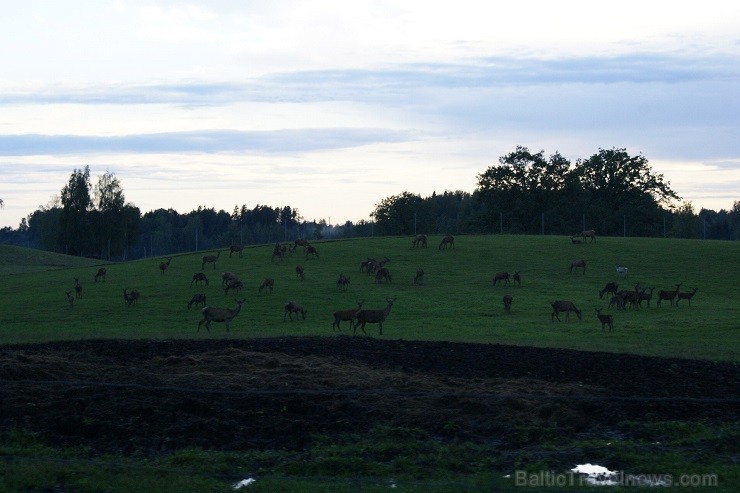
[{"x1": 0, "y1": 235, "x2": 738, "y2": 361}]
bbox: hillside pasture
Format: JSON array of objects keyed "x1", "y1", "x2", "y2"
[{"x1": 0, "y1": 235, "x2": 738, "y2": 361}]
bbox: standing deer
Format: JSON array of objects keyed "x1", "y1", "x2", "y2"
[
  {"x1": 354, "y1": 298, "x2": 396, "y2": 335},
  {"x1": 413, "y1": 268, "x2": 424, "y2": 285},
  {"x1": 65, "y1": 291, "x2": 75, "y2": 308},
  {"x1": 657, "y1": 283, "x2": 682, "y2": 307},
  {"x1": 74, "y1": 278, "x2": 82, "y2": 299},
  {"x1": 595, "y1": 308, "x2": 614, "y2": 331},
  {"x1": 503, "y1": 294, "x2": 513, "y2": 313},
  {"x1": 229, "y1": 245, "x2": 244, "y2": 258},
  {"x1": 492, "y1": 271, "x2": 510, "y2": 286},
  {"x1": 305, "y1": 245, "x2": 319, "y2": 259},
  {"x1": 201, "y1": 251, "x2": 221, "y2": 270},
  {"x1": 198, "y1": 299, "x2": 245, "y2": 333},
  {"x1": 438, "y1": 235, "x2": 455, "y2": 250},
  {"x1": 284, "y1": 301, "x2": 307, "y2": 321},
  {"x1": 581, "y1": 230, "x2": 596, "y2": 242},
  {"x1": 336, "y1": 274, "x2": 350, "y2": 290},
  {"x1": 159, "y1": 257, "x2": 172, "y2": 275},
  {"x1": 259, "y1": 278, "x2": 274, "y2": 294},
  {"x1": 375, "y1": 267, "x2": 391, "y2": 283},
  {"x1": 676, "y1": 287, "x2": 698, "y2": 307},
  {"x1": 94, "y1": 267, "x2": 107, "y2": 282},
  {"x1": 271, "y1": 243, "x2": 285, "y2": 262},
  {"x1": 512, "y1": 271, "x2": 521, "y2": 286},
  {"x1": 296, "y1": 265, "x2": 305, "y2": 281},
  {"x1": 569, "y1": 259, "x2": 587, "y2": 275},
  {"x1": 412, "y1": 234, "x2": 428, "y2": 248},
  {"x1": 223, "y1": 278, "x2": 244, "y2": 296},
  {"x1": 599, "y1": 282, "x2": 619, "y2": 299},
  {"x1": 332, "y1": 300, "x2": 365, "y2": 331},
  {"x1": 551, "y1": 300, "x2": 582, "y2": 322}
]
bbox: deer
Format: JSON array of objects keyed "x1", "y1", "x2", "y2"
[
  {"x1": 190, "y1": 272, "x2": 209, "y2": 287},
  {"x1": 123, "y1": 288, "x2": 139, "y2": 306},
  {"x1": 551, "y1": 300, "x2": 582, "y2": 322},
  {"x1": 271, "y1": 243, "x2": 285, "y2": 262},
  {"x1": 676, "y1": 287, "x2": 698, "y2": 307},
  {"x1": 65, "y1": 291, "x2": 75, "y2": 308},
  {"x1": 187, "y1": 293, "x2": 207, "y2": 310},
  {"x1": 657, "y1": 283, "x2": 682, "y2": 307},
  {"x1": 413, "y1": 268, "x2": 424, "y2": 285},
  {"x1": 599, "y1": 282, "x2": 619, "y2": 299},
  {"x1": 375, "y1": 267, "x2": 391, "y2": 283},
  {"x1": 336, "y1": 274, "x2": 350, "y2": 290},
  {"x1": 229, "y1": 245, "x2": 244, "y2": 258},
  {"x1": 198, "y1": 299, "x2": 245, "y2": 333},
  {"x1": 93, "y1": 267, "x2": 107, "y2": 282},
  {"x1": 503, "y1": 294, "x2": 513, "y2": 313},
  {"x1": 223, "y1": 278, "x2": 244, "y2": 296},
  {"x1": 412, "y1": 234, "x2": 428, "y2": 248},
  {"x1": 159, "y1": 257, "x2": 172, "y2": 275},
  {"x1": 201, "y1": 251, "x2": 221, "y2": 270},
  {"x1": 581, "y1": 230, "x2": 596, "y2": 242},
  {"x1": 294, "y1": 239, "x2": 310, "y2": 249},
  {"x1": 609, "y1": 293, "x2": 625, "y2": 310},
  {"x1": 296, "y1": 265, "x2": 305, "y2": 281},
  {"x1": 512, "y1": 271, "x2": 521, "y2": 286},
  {"x1": 615, "y1": 264, "x2": 628, "y2": 277},
  {"x1": 332, "y1": 300, "x2": 365, "y2": 331},
  {"x1": 284, "y1": 301, "x2": 307, "y2": 321},
  {"x1": 569, "y1": 259, "x2": 586, "y2": 275},
  {"x1": 637, "y1": 287, "x2": 655, "y2": 307},
  {"x1": 570, "y1": 236, "x2": 582, "y2": 244},
  {"x1": 221, "y1": 271, "x2": 239, "y2": 287},
  {"x1": 305, "y1": 245, "x2": 319, "y2": 259},
  {"x1": 259, "y1": 278, "x2": 274, "y2": 294},
  {"x1": 619, "y1": 286, "x2": 643, "y2": 310},
  {"x1": 74, "y1": 278, "x2": 82, "y2": 299},
  {"x1": 595, "y1": 308, "x2": 614, "y2": 331},
  {"x1": 354, "y1": 297, "x2": 395, "y2": 335},
  {"x1": 438, "y1": 235, "x2": 454, "y2": 250},
  {"x1": 492, "y1": 271, "x2": 510, "y2": 286}
]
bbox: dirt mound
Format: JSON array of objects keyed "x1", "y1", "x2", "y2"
[{"x1": 1, "y1": 337, "x2": 737, "y2": 454}]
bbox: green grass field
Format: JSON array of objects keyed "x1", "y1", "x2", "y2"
[{"x1": 1, "y1": 235, "x2": 738, "y2": 361}]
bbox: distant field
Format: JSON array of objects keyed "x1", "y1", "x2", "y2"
[{"x1": 0, "y1": 236, "x2": 738, "y2": 361}]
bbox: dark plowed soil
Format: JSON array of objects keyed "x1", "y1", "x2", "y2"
[{"x1": 1, "y1": 337, "x2": 737, "y2": 455}]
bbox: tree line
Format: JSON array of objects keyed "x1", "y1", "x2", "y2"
[{"x1": 1, "y1": 148, "x2": 738, "y2": 259}]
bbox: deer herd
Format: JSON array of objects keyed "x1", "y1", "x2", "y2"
[{"x1": 65, "y1": 233, "x2": 699, "y2": 335}]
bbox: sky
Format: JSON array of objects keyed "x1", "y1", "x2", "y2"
[{"x1": 1, "y1": 0, "x2": 739, "y2": 229}]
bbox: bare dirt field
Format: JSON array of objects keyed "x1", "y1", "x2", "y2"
[{"x1": 1, "y1": 337, "x2": 737, "y2": 458}]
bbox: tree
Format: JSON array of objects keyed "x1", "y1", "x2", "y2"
[
  {"x1": 371, "y1": 192, "x2": 433, "y2": 236},
  {"x1": 93, "y1": 171, "x2": 127, "y2": 259},
  {"x1": 60, "y1": 166, "x2": 93, "y2": 255}
]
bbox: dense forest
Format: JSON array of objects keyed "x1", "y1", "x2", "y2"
[{"x1": 1, "y1": 146, "x2": 738, "y2": 260}]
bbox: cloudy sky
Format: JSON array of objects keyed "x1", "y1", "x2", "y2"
[{"x1": 1, "y1": 0, "x2": 738, "y2": 229}]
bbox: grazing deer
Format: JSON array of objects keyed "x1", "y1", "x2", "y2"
[
  {"x1": 336, "y1": 274, "x2": 350, "y2": 290},
  {"x1": 492, "y1": 271, "x2": 510, "y2": 286},
  {"x1": 294, "y1": 239, "x2": 309, "y2": 249},
  {"x1": 229, "y1": 245, "x2": 244, "y2": 258},
  {"x1": 412, "y1": 234, "x2": 428, "y2": 248},
  {"x1": 551, "y1": 300, "x2": 582, "y2": 322},
  {"x1": 284, "y1": 301, "x2": 307, "y2": 321},
  {"x1": 259, "y1": 278, "x2": 274, "y2": 294},
  {"x1": 512, "y1": 271, "x2": 521, "y2": 286},
  {"x1": 296, "y1": 265, "x2": 305, "y2": 281},
  {"x1": 360, "y1": 258, "x2": 374, "y2": 273},
  {"x1": 332, "y1": 300, "x2": 365, "y2": 331},
  {"x1": 221, "y1": 271, "x2": 239, "y2": 287},
  {"x1": 223, "y1": 278, "x2": 244, "y2": 296},
  {"x1": 305, "y1": 245, "x2": 319, "y2": 259},
  {"x1": 74, "y1": 278, "x2": 82, "y2": 299},
  {"x1": 503, "y1": 294, "x2": 513, "y2": 313},
  {"x1": 581, "y1": 230, "x2": 596, "y2": 242},
  {"x1": 93, "y1": 267, "x2": 107, "y2": 282},
  {"x1": 201, "y1": 251, "x2": 221, "y2": 270},
  {"x1": 159, "y1": 257, "x2": 172, "y2": 275},
  {"x1": 374, "y1": 267, "x2": 392, "y2": 283},
  {"x1": 595, "y1": 308, "x2": 614, "y2": 331},
  {"x1": 65, "y1": 291, "x2": 75, "y2": 308},
  {"x1": 438, "y1": 235, "x2": 455, "y2": 250},
  {"x1": 187, "y1": 293, "x2": 207, "y2": 310},
  {"x1": 198, "y1": 299, "x2": 245, "y2": 333},
  {"x1": 191, "y1": 272, "x2": 209, "y2": 287},
  {"x1": 599, "y1": 282, "x2": 619, "y2": 299},
  {"x1": 354, "y1": 297, "x2": 395, "y2": 335},
  {"x1": 569, "y1": 259, "x2": 586, "y2": 275},
  {"x1": 413, "y1": 268, "x2": 424, "y2": 285},
  {"x1": 657, "y1": 283, "x2": 682, "y2": 307},
  {"x1": 676, "y1": 287, "x2": 698, "y2": 307},
  {"x1": 271, "y1": 243, "x2": 285, "y2": 263}
]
